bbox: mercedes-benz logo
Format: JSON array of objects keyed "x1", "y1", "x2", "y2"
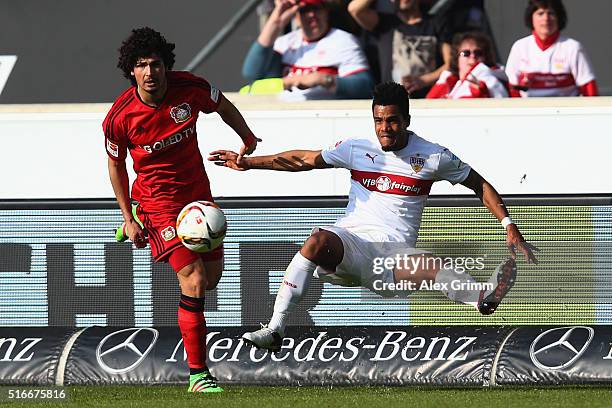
[
  {"x1": 529, "y1": 326, "x2": 594, "y2": 370},
  {"x1": 96, "y1": 328, "x2": 159, "y2": 374}
]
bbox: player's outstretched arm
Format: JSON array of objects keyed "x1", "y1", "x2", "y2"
[
  {"x1": 215, "y1": 94, "x2": 262, "y2": 163},
  {"x1": 461, "y1": 169, "x2": 539, "y2": 264},
  {"x1": 208, "y1": 149, "x2": 332, "y2": 172}
]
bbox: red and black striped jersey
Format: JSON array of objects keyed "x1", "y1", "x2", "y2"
[{"x1": 103, "y1": 71, "x2": 222, "y2": 213}]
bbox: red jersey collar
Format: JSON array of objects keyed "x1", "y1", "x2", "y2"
[
  {"x1": 133, "y1": 86, "x2": 166, "y2": 109},
  {"x1": 533, "y1": 30, "x2": 560, "y2": 51}
]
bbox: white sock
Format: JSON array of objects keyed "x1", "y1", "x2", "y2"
[
  {"x1": 268, "y1": 252, "x2": 316, "y2": 336},
  {"x1": 434, "y1": 267, "x2": 480, "y2": 309}
]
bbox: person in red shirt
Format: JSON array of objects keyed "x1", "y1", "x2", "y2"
[
  {"x1": 426, "y1": 31, "x2": 508, "y2": 99},
  {"x1": 103, "y1": 27, "x2": 259, "y2": 393}
]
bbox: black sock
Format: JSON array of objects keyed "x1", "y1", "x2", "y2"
[{"x1": 190, "y1": 366, "x2": 208, "y2": 376}]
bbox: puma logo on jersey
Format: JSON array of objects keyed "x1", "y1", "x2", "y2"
[{"x1": 365, "y1": 153, "x2": 378, "y2": 163}]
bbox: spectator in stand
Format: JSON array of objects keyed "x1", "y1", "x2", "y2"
[
  {"x1": 348, "y1": 0, "x2": 451, "y2": 98},
  {"x1": 428, "y1": 1, "x2": 493, "y2": 37},
  {"x1": 505, "y1": 0, "x2": 598, "y2": 97},
  {"x1": 242, "y1": 0, "x2": 374, "y2": 100},
  {"x1": 427, "y1": 31, "x2": 508, "y2": 99}
]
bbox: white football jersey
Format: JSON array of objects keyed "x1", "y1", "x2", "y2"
[
  {"x1": 321, "y1": 134, "x2": 471, "y2": 246},
  {"x1": 505, "y1": 34, "x2": 596, "y2": 97},
  {"x1": 274, "y1": 28, "x2": 369, "y2": 100}
]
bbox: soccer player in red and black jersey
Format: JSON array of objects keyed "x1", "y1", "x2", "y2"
[{"x1": 103, "y1": 27, "x2": 259, "y2": 393}]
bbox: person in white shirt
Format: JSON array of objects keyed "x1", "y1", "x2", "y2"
[
  {"x1": 427, "y1": 31, "x2": 508, "y2": 99},
  {"x1": 505, "y1": 0, "x2": 598, "y2": 97},
  {"x1": 210, "y1": 82, "x2": 538, "y2": 351},
  {"x1": 242, "y1": 0, "x2": 374, "y2": 100}
]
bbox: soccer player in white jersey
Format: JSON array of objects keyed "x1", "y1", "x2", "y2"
[{"x1": 210, "y1": 82, "x2": 538, "y2": 351}]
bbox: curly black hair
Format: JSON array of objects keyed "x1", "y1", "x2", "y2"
[
  {"x1": 117, "y1": 27, "x2": 176, "y2": 85},
  {"x1": 372, "y1": 82, "x2": 410, "y2": 120}
]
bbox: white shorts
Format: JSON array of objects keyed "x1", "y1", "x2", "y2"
[{"x1": 312, "y1": 226, "x2": 427, "y2": 298}]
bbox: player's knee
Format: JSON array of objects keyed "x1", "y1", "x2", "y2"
[
  {"x1": 178, "y1": 262, "x2": 209, "y2": 294},
  {"x1": 301, "y1": 230, "x2": 342, "y2": 267},
  {"x1": 186, "y1": 273, "x2": 208, "y2": 295}
]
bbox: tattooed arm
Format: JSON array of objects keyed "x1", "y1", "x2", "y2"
[{"x1": 208, "y1": 149, "x2": 332, "y2": 172}]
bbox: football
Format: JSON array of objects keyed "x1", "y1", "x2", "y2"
[{"x1": 176, "y1": 201, "x2": 227, "y2": 253}]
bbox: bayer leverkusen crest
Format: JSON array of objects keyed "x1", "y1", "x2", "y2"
[
  {"x1": 170, "y1": 103, "x2": 192, "y2": 123},
  {"x1": 410, "y1": 156, "x2": 425, "y2": 173},
  {"x1": 161, "y1": 226, "x2": 176, "y2": 241}
]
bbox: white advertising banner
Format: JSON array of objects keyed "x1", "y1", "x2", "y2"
[{"x1": 0, "y1": 97, "x2": 611, "y2": 199}]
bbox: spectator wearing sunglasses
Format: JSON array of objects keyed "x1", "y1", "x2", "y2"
[
  {"x1": 505, "y1": 0, "x2": 597, "y2": 97},
  {"x1": 426, "y1": 31, "x2": 508, "y2": 99},
  {"x1": 242, "y1": 0, "x2": 374, "y2": 100}
]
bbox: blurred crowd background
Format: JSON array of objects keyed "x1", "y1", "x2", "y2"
[{"x1": 0, "y1": 0, "x2": 609, "y2": 103}]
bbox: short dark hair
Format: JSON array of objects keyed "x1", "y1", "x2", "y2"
[
  {"x1": 372, "y1": 82, "x2": 410, "y2": 119},
  {"x1": 117, "y1": 27, "x2": 176, "y2": 86},
  {"x1": 524, "y1": 0, "x2": 567, "y2": 31},
  {"x1": 449, "y1": 31, "x2": 497, "y2": 76}
]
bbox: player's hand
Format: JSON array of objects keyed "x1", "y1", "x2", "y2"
[
  {"x1": 506, "y1": 224, "x2": 539, "y2": 264},
  {"x1": 209, "y1": 150, "x2": 249, "y2": 171},
  {"x1": 237, "y1": 136, "x2": 262, "y2": 165},
  {"x1": 127, "y1": 219, "x2": 148, "y2": 249}
]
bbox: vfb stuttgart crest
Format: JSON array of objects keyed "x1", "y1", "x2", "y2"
[
  {"x1": 170, "y1": 103, "x2": 192, "y2": 123},
  {"x1": 410, "y1": 156, "x2": 425, "y2": 173}
]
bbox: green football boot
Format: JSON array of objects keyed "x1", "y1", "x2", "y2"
[{"x1": 187, "y1": 368, "x2": 224, "y2": 393}]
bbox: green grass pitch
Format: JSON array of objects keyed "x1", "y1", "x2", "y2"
[{"x1": 3, "y1": 386, "x2": 612, "y2": 408}]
